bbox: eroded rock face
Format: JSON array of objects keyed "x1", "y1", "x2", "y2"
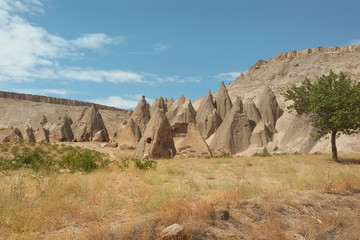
[
  {"x1": 175, "y1": 123, "x2": 212, "y2": 158},
  {"x1": 257, "y1": 86, "x2": 283, "y2": 125},
  {"x1": 72, "y1": 104, "x2": 109, "y2": 142},
  {"x1": 215, "y1": 82, "x2": 233, "y2": 120},
  {"x1": 210, "y1": 98, "x2": 252, "y2": 155},
  {"x1": 134, "y1": 109, "x2": 176, "y2": 159},
  {"x1": 2, "y1": 128, "x2": 23, "y2": 143},
  {"x1": 196, "y1": 90, "x2": 222, "y2": 139},
  {"x1": 45, "y1": 116, "x2": 74, "y2": 142},
  {"x1": 244, "y1": 99, "x2": 261, "y2": 128},
  {"x1": 166, "y1": 95, "x2": 196, "y2": 126},
  {"x1": 250, "y1": 120, "x2": 274, "y2": 148},
  {"x1": 108, "y1": 118, "x2": 141, "y2": 149},
  {"x1": 16, "y1": 125, "x2": 36, "y2": 142},
  {"x1": 150, "y1": 96, "x2": 167, "y2": 116},
  {"x1": 131, "y1": 96, "x2": 151, "y2": 134}
]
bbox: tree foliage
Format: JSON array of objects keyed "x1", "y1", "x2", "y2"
[{"x1": 284, "y1": 70, "x2": 360, "y2": 161}]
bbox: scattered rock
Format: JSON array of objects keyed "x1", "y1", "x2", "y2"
[{"x1": 161, "y1": 223, "x2": 183, "y2": 239}]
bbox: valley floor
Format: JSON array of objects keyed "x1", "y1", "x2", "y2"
[{"x1": 0, "y1": 143, "x2": 359, "y2": 239}]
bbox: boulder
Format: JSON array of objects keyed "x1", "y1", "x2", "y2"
[
  {"x1": 166, "y1": 95, "x2": 196, "y2": 126},
  {"x1": 175, "y1": 123, "x2": 212, "y2": 158},
  {"x1": 210, "y1": 98, "x2": 252, "y2": 155},
  {"x1": 131, "y1": 95, "x2": 151, "y2": 134},
  {"x1": 257, "y1": 86, "x2": 283, "y2": 125},
  {"x1": 215, "y1": 81, "x2": 233, "y2": 120},
  {"x1": 196, "y1": 90, "x2": 222, "y2": 139},
  {"x1": 161, "y1": 224, "x2": 183, "y2": 239},
  {"x1": 108, "y1": 118, "x2": 141, "y2": 149},
  {"x1": 134, "y1": 109, "x2": 176, "y2": 159},
  {"x1": 72, "y1": 104, "x2": 109, "y2": 142}
]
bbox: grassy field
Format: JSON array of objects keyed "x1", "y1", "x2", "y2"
[{"x1": 0, "y1": 142, "x2": 359, "y2": 239}]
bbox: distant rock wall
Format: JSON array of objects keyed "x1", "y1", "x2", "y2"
[{"x1": 0, "y1": 91, "x2": 125, "y2": 112}]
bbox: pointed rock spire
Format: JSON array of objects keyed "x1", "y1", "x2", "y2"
[
  {"x1": 131, "y1": 95, "x2": 151, "y2": 134},
  {"x1": 196, "y1": 90, "x2": 222, "y2": 139},
  {"x1": 108, "y1": 118, "x2": 141, "y2": 149},
  {"x1": 215, "y1": 81, "x2": 233, "y2": 120},
  {"x1": 150, "y1": 96, "x2": 167, "y2": 116},
  {"x1": 166, "y1": 96, "x2": 196, "y2": 126},
  {"x1": 72, "y1": 104, "x2": 109, "y2": 142},
  {"x1": 257, "y1": 86, "x2": 283, "y2": 125},
  {"x1": 134, "y1": 108, "x2": 176, "y2": 159},
  {"x1": 210, "y1": 97, "x2": 252, "y2": 155},
  {"x1": 244, "y1": 99, "x2": 261, "y2": 129},
  {"x1": 45, "y1": 115, "x2": 74, "y2": 142}
]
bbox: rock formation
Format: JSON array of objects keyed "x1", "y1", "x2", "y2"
[
  {"x1": 175, "y1": 123, "x2": 212, "y2": 158},
  {"x1": 44, "y1": 116, "x2": 74, "y2": 142},
  {"x1": 34, "y1": 127, "x2": 49, "y2": 143},
  {"x1": 209, "y1": 98, "x2": 252, "y2": 155},
  {"x1": 72, "y1": 104, "x2": 109, "y2": 142},
  {"x1": 150, "y1": 96, "x2": 167, "y2": 116},
  {"x1": 134, "y1": 109, "x2": 176, "y2": 159},
  {"x1": 108, "y1": 118, "x2": 141, "y2": 149},
  {"x1": 195, "y1": 90, "x2": 222, "y2": 139},
  {"x1": 166, "y1": 95, "x2": 196, "y2": 126},
  {"x1": 257, "y1": 86, "x2": 283, "y2": 126},
  {"x1": 250, "y1": 120, "x2": 274, "y2": 148},
  {"x1": 2, "y1": 128, "x2": 23, "y2": 143},
  {"x1": 16, "y1": 125, "x2": 36, "y2": 142},
  {"x1": 131, "y1": 96, "x2": 151, "y2": 134},
  {"x1": 215, "y1": 82, "x2": 233, "y2": 120},
  {"x1": 244, "y1": 99, "x2": 261, "y2": 128}
]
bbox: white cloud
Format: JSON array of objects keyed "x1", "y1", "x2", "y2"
[
  {"x1": 153, "y1": 43, "x2": 171, "y2": 52},
  {"x1": 73, "y1": 33, "x2": 122, "y2": 49},
  {"x1": 350, "y1": 39, "x2": 360, "y2": 45},
  {"x1": 91, "y1": 95, "x2": 154, "y2": 109},
  {"x1": 0, "y1": 0, "x2": 43, "y2": 13},
  {"x1": 216, "y1": 71, "x2": 245, "y2": 81}
]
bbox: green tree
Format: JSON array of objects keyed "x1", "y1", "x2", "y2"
[{"x1": 284, "y1": 70, "x2": 360, "y2": 162}]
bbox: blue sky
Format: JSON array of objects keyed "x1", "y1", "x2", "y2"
[{"x1": 0, "y1": 0, "x2": 359, "y2": 109}]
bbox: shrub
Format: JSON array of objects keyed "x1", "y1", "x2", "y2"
[
  {"x1": 60, "y1": 149, "x2": 109, "y2": 173},
  {"x1": 132, "y1": 158, "x2": 157, "y2": 170}
]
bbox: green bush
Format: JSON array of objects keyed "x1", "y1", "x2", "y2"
[
  {"x1": 117, "y1": 158, "x2": 130, "y2": 169},
  {"x1": 132, "y1": 158, "x2": 157, "y2": 170},
  {"x1": 60, "y1": 149, "x2": 109, "y2": 173}
]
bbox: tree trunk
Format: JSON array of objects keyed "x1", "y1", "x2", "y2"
[{"x1": 331, "y1": 131, "x2": 339, "y2": 162}]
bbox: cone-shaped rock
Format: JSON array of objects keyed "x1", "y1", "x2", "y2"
[
  {"x1": 134, "y1": 108, "x2": 176, "y2": 159},
  {"x1": 73, "y1": 104, "x2": 109, "y2": 142},
  {"x1": 108, "y1": 118, "x2": 141, "y2": 149},
  {"x1": 210, "y1": 98, "x2": 252, "y2": 155},
  {"x1": 167, "y1": 97, "x2": 174, "y2": 109},
  {"x1": 196, "y1": 90, "x2": 222, "y2": 139},
  {"x1": 215, "y1": 81, "x2": 233, "y2": 120},
  {"x1": 166, "y1": 96, "x2": 196, "y2": 126},
  {"x1": 34, "y1": 127, "x2": 49, "y2": 143},
  {"x1": 244, "y1": 99, "x2": 261, "y2": 125},
  {"x1": 257, "y1": 86, "x2": 283, "y2": 125},
  {"x1": 45, "y1": 115, "x2": 74, "y2": 142},
  {"x1": 150, "y1": 96, "x2": 167, "y2": 116},
  {"x1": 175, "y1": 123, "x2": 212, "y2": 158},
  {"x1": 131, "y1": 95, "x2": 151, "y2": 134},
  {"x1": 250, "y1": 120, "x2": 274, "y2": 147}
]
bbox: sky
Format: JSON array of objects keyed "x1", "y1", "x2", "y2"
[{"x1": 0, "y1": 0, "x2": 359, "y2": 109}]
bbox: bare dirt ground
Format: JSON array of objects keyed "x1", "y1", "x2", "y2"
[{"x1": 0, "y1": 143, "x2": 359, "y2": 239}]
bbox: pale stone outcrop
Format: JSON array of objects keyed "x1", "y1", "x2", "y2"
[
  {"x1": 244, "y1": 99, "x2": 261, "y2": 128},
  {"x1": 108, "y1": 118, "x2": 141, "y2": 149},
  {"x1": 175, "y1": 123, "x2": 212, "y2": 158},
  {"x1": 34, "y1": 127, "x2": 49, "y2": 143},
  {"x1": 16, "y1": 125, "x2": 36, "y2": 142},
  {"x1": 131, "y1": 96, "x2": 151, "y2": 134},
  {"x1": 134, "y1": 109, "x2": 176, "y2": 159},
  {"x1": 250, "y1": 120, "x2": 274, "y2": 148},
  {"x1": 167, "y1": 97, "x2": 174, "y2": 109},
  {"x1": 2, "y1": 128, "x2": 23, "y2": 143},
  {"x1": 209, "y1": 98, "x2": 252, "y2": 155},
  {"x1": 166, "y1": 95, "x2": 196, "y2": 126},
  {"x1": 150, "y1": 96, "x2": 167, "y2": 116},
  {"x1": 215, "y1": 82, "x2": 233, "y2": 120},
  {"x1": 44, "y1": 115, "x2": 73, "y2": 142},
  {"x1": 196, "y1": 90, "x2": 222, "y2": 139},
  {"x1": 257, "y1": 86, "x2": 283, "y2": 125},
  {"x1": 72, "y1": 104, "x2": 109, "y2": 142}
]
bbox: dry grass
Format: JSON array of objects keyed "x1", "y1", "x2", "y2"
[{"x1": 0, "y1": 147, "x2": 360, "y2": 239}]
